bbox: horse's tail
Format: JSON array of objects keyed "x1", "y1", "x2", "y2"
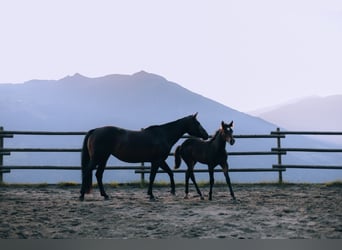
[
  {"x1": 174, "y1": 145, "x2": 182, "y2": 169},
  {"x1": 81, "y1": 129, "x2": 95, "y2": 193}
]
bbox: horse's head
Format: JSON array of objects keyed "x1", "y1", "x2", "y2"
[
  {"x1": 186, "y1": 112, "x2": 209, "y2": 140},
  {"x1": 220, "y1": 120, "x2": 235, "y2": 145}
]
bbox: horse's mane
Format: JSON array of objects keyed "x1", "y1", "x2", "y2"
[{"x1": 143, "y1": 115, "x2": 192, "y2": 131}]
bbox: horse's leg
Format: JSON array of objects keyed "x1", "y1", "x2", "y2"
[
  {"x1": 147, "y1": 162, "x2": 159, "y2": 200},
  {"x1": 79, "y1": 160, "x2": 96, "y2": 201},
  {"x1": 208, "y1": 166, "x2": 215, "y2": 201},
  {"x1": 221, "y1": 162, "x2": 236, "y2": 200},
  {"x1": 184, "y1": 167, "x2": 191, "y2": 199},
  {"x1": 160, "y1": 161, "x2": 175, "y2": 195},
  {"x1": 96, "y1": 159, "x2": 110, "y2": 200},
  {"x1": 80, "y1": 170, "x2": 88, "y2": 201}
]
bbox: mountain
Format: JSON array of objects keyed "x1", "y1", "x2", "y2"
[
  {"x1": 1, "y1": 72, "x2": 341, "y2": 184},
  {"x1": 250, "y1": 95, "x2": 342, "y2": 145},
  {"x1": 0, "y1": 71, "x2": 272, "y2": 133}
]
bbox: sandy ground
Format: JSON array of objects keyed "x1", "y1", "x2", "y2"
[{"x1": 0, "y1": 183, "x2": 341, "y2": 239}]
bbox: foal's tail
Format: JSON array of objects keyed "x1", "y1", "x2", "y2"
[
  {"x1": 81, "y1": 129, "x2": 95, "y2": 193},
  {"x1": 174, "y1": 145, "x2": 182, "y2": 169}
]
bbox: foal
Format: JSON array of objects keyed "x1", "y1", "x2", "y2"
[{"x1": 174, "y1": 121, "x2": 236, "y2": 200}]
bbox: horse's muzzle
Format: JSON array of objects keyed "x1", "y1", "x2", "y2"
[
  {"x1": 202, "y1": 131, "x2": 209, "y2": 140},
  {"x1": 229, "y1": 138, "x2": 236, "y2": 145}
]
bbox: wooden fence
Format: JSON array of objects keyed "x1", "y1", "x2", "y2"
[{"x1": 0, "y1": 127, "x2": 341, "y2": 184}]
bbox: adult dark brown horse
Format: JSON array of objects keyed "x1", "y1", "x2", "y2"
[
  {"x1": 174, "y1": 121, "x2": 236, "y2": 200},
  {"x1": 80, "y1": 113, "x2": 208, "y2": 201}
]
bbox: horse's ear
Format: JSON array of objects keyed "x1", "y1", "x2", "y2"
[
  {"x1": 193, "y1": 112, "x2": 198, "y2": 118},
  {"x1": 221, "y1": 121, "x2": 225, "y2": 128},
  {"x1": 228, "y1": 121, "x2": 234, "y2": 128}
]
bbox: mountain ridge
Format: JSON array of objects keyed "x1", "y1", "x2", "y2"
[
  {"x1": 0, "y1": 71, "x2": 268, "y2": 132},
  {"x1": 250, "y1": 95, "x2": 342, "y2": 145}
]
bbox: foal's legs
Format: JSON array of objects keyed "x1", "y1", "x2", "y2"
[
  {"x1": 208, "y1": 166, "x2": 215, "y2": 201},
  {"x1": 221, "y1": 162, "x2": 236, "y2": 200},
  {"x1": 189, "y1": 171, "x2": 204, "y2": 200},
  {"x1": 184, "y1": 162, "x2": 203, "y2": 200}
]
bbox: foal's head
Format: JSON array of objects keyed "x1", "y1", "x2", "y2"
[{"x1": 220, "y1": 121, "x2": 235, "y2": 145}]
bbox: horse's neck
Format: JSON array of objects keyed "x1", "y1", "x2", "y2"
[
  {"x1": 211, "y1": 130, "x2": 226, "y2": 150},
  {"x1": 162, "y1": 118, "x2": 188, "y2": 146}
]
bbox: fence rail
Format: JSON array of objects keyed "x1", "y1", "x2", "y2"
[
  {"x1": 271, "y1": 131, "x2": 342, "y2": 135},
  {"x1": 1, "y1": 126, "x2": 341, "y2": 183},
  {"x1": 272, "y1": 164, "x2": 342, "y2": 170},
  {"x1": 272, "y1": 148, "x2": 342, "y2": 153}
]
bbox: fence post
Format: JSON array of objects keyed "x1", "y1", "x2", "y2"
[
  {"x1": 276, "y1": 127, "x2": 283, "y2": 184},
  {"x1": 0, "y1": 127, "x2": 3, "y2": 182}
]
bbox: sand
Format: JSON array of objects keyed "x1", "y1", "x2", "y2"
[{"x1": 0, "y1": 183, "x2": 341, "y2": 239}]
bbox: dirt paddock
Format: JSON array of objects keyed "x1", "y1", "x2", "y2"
[{"x1": 0, "y1": 183, "x2": 341, "y2": 239}]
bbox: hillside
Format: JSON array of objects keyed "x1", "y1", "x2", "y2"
[
  {"x1": 0, "y1": 71, "x2": 273, "y2": 133},
  {"x1": 1, "y1": 72, "x2": 341, "y2": 183},
  {"x1": 250, "y1": 95, "x2": 342, "y2": 145}
]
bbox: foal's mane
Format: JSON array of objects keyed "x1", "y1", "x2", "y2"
[{"x1": 209, "y1": 129, "x2": 221, "y2": 142}]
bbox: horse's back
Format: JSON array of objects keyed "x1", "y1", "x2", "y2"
[
  {"x1": 89, "y1": 126, "x2": 169, "y2": 163},
  {"x1": 180, "y1": 138, "x2": 226, "y2": 165},
  {"x1": 182, "y1": 138, "x2": 208, "y2": 149},
  {"x1": 90, "y1": 126, "x2": 125, "y2": 141},
  {"x1": 90, "y1": 126, "x2": 151, "y2": 146}
]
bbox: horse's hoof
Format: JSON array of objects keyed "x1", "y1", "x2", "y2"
[
  {"x1": 104, "y1": 196, "x2": 110, "y2": 200},
  {"x1": 170, "y1": 190, "x2": 176, "y2": 195},
  {"x1": 184, "y1": 195, "x2": 189, "y2": 199},
  {"x1": 231, "y1": 197, "x2": 237, "y2": 203},
  {"x1": 79, "y1": 195, "x2": 84, "y2": 201},
  {"x1": 200, "y1": 196, "x2": 204, "y2": 200},
  {"x1": 149, "y1": 196, "x2": 157, "y2": 202}
]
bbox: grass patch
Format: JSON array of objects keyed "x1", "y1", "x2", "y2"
[
  {"x1": 196, "y1": 180, "x2": 211, "y2": 187},
  {"x1": 0, "y1": 182, "x2": 49, "y2": 188},
  {"x1": 151, "y1": 181, "x2": 170, "y2": 187},
  {"x1": 57, "y1": 181, "x2": 79, "y2": 187},
  {"x1": 108, "y1": 181, "x2": 119, "y2": 188},
  {"x1": 35, "y1": 183, "x2": 49, "y2": 188},
  {"x1": 324, "y1": 180, "x2": 342, "y2": 187}
]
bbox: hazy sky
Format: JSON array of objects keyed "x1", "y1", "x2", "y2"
[{"x1": 1, "y1": 0, "x2": 342, "y2": 111}]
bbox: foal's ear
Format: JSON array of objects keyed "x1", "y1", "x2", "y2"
[
  {"x1": 221, "y1": 121, "x2": 225, "y2": 128},
  {"x1": 193, "y1": 112, "x2": 198, "y2": 118},
  {"x1": 228, "y1": 121, "x2": 234, "y2": 128}
]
